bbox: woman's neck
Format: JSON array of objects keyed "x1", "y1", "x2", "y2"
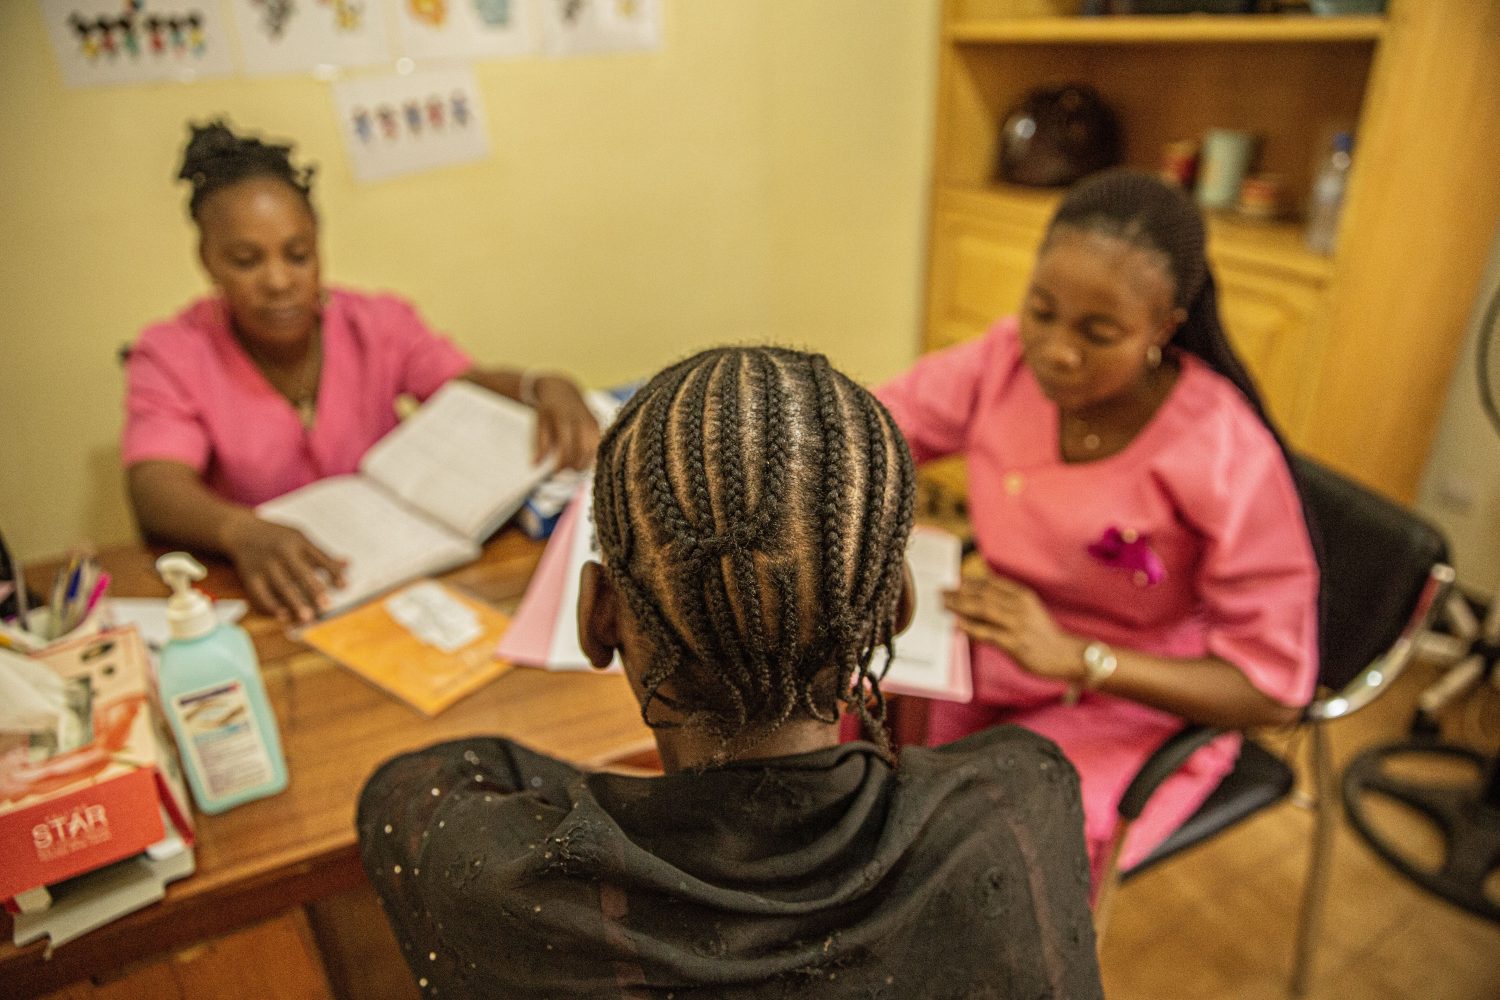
[
  {"x1": 654, "y1": 717, "x2": 842, "y2": 774},
  {"x1": 1059, "y1": 358, "x2": 1178, "y2": 462}
]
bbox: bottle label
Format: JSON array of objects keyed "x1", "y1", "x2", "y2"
[{"x1": 171, "y1": 680, "x2": 275, "y2": 800}]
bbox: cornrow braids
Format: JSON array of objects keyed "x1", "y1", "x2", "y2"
[
  {"x1": 177, "y1": 119, "x2": 315, "y2": 222},
  {"x1": 594, "y1": 347, "x2": 915, "y2": 763}
]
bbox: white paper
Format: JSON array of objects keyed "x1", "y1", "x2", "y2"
[
  {"x1": 332, "y1": 65, "x2": 493, "y2": 182},
  {"x1": 385, "y1": 581, "x2": 483, "y2": 653},
  {"x1": 40, "y1": 0, "x2": 235, "y2": 88},
  {"x1": 871, "y1": 526, "x2": 971, "y2": 702},
  {"x1": 537, "y1": 0, "x2": 661, "y2": 57},
  {"x1": 360, "y1": 381, "x2": 552, "y2": 540},
  {"x1": 258, "y1": 476, "x2": 479, "y2": 614},
  {"x1": 104, "y1": 598, "x2": 248, "y2": 651},
  {"x1": 391, "y1": 0, "x2": 535, "y2": 61},
  {"x1": 0, "y1": 648, "x2": 67, "y2": 733},
  {"x1": 227, "y1": 0, "x2": 391, "y2": 76}
]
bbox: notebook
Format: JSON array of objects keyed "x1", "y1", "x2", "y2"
[
  {"x1": 299, "y1": 579, "x2": 515, "y2": 715},
  {"x1": 258, "y1": 382, "x2": 553, "y2": 614}
]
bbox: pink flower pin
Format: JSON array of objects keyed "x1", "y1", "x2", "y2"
[{"x1": 1087, "y1": 526, "x2": 1166, "y2": 587}]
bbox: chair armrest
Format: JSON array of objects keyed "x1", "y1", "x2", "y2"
[
  {"x1": 1306, "y1": 563, "x2": 1456, "y2": 723},
  {"x1": 1118, "y1": 724, "x2": 1226, "y2": 820}
]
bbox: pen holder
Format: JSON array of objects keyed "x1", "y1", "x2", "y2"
[{"x1": 11, "y1": 606, "x2": 107, "y2": 652}]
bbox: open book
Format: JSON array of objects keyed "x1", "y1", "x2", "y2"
[{"x1": 258, "y1": 382, "x2": 552, "y2": 614}]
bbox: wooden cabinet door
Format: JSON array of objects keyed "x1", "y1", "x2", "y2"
[
  {"x1": 925, "y1": 195, "x2": 1046, "y2": 352},
  {"x1": 1211, "y1": 257, "x2": 1329, "y2": 444}
]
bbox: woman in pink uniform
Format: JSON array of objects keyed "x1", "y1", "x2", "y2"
[
  {"x1": 124, "y1": 121, "x2": 600, "y2": 623},
  {"x1": 877, "y1": 170, "x2": 1320, "y2": 881}
]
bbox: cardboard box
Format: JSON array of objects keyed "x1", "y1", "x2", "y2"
[{"x1": 0, "y1": 627, "x2": 194, "y2": 903}]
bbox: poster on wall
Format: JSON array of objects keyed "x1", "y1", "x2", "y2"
[
  {"x1": 40, "y1": 0, "x2": 236, "y2": 87},
  {"x1": 537, "y1": 0, "x2": 660, "y2": 57},
  {"x1": 390, "y1": 0, "x2": 535, "y2": 62},
  {"x1": 228, "y1": 0, "x2": 392, "y2": 76},
  {"x1": 331, "y1": 66, "x2": 492, "y2": 182}
]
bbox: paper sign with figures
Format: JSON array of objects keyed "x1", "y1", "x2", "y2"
[
  {"x1": 332, "y1": 66, "x2": 492, "y2": 182},
  {"x1": 391, "y1": 0, "x2": 535, "y2": 62},
  {"x1": 537, "y1": 0, "x2": 660, "y2": 57},
  {"x1": 40, "y1": 0, "x2": 235, "y2": 87},
  {"x1": 228, "y1": 0, "x2": 392, "y2": 76}
]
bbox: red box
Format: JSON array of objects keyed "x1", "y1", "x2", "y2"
[{"x1": 0, "y1": 627, "x2": 194, "y2": 903}]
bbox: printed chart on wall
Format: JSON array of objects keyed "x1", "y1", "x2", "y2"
[
  {"x1": 538, "y1": 0, "x2": 660, "y2": 57},
  {"x1": 40, "y1": 0, "x2": 235, "y2": 87},
  {"x1": 228, "y1": 0, "x2": 392, "y2": 76},
  {"x1": 391, "y1": 0, "x2": 535, "y2": 62},
  {"x1": 332, "y1": 66, "x2": 492, "y2": 182}
]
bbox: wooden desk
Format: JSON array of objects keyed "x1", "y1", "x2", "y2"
[{"x1": 1, "y1": 533, "x2": 655, "y2": 997}]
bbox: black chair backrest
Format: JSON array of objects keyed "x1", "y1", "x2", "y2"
[{"x1": 1291, "y1": 454, "x2": 1449, "y2": 693}]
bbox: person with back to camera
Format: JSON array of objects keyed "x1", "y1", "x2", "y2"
[
  {"x1": 122, "y1": 120, "x2": 600, "y2": 624},
  {"x1": 877, "y1": 169, "x2": 1321, "y2": 885},
  {"x1": 357, "y1": 346, "x2": 1104, "y2": 999}
]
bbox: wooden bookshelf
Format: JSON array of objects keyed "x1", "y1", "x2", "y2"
[{"x1": 920, "y1": 0, "x2": 1500, "y2": 499}]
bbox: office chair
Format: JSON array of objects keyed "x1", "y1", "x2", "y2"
[{"x1": 1091, "y1": 454, "x2": 1454, "y2": 996}]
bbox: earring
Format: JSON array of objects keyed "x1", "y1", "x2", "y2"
[{"x1": 1146, "y1": 344, "x2": 1162, "y2": 369}]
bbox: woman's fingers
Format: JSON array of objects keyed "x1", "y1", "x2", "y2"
[
  {"x1": 952, "y1": 615, "x2": 1017, "y2": 653},
  {"x1": 264, "y1": 559, "x2": 314, "y2": 624},
  {"x1": 245, "y1": 573, "x2": 285, "y2": 622},
  {"x1": 303, "y1": 539, "x2": 348, "y2": 589},
  {"x1": 284, "y1": 547, "x2": 333, "y2": 614}
]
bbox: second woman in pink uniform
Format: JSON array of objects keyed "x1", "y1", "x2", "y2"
[
  {"x1": 877, "y1": 170, "x2": 1321, "y2": 881},
  {"x1": 124, "y1": 121, "x2": 600, "y2": 623}
]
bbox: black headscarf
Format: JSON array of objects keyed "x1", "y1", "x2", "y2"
[{"x1": 358, "y1": 727, "x2": 1103, "y2": 999}]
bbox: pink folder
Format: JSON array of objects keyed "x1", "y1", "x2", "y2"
[{"x1": 495, "y1": 488, "x2": 583, "y2": 668}]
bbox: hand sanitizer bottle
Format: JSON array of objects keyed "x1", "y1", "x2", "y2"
[{"x1": 155, "y1": 553, "x2": 288, "y2": 813}]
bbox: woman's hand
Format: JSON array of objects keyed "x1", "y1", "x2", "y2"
[
  {"x1": 942, "y1": 568, "x2": 1086, "y2": 682},
  {"x1": 220, "y1": 512, "x2": 347, "y2": 624},
  {"x1": 531, "y1": 374, "x2": 600, "y2": 470}
]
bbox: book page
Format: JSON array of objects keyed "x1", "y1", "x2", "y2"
[
  {"x1": 360, "y1": 382, "x2": 553, "y2": 541},
  {"x1": 873, "y1": 526, "x2": 972, "y2": 702},
  {"x1": 258, "y1": 477, "x2": 479, "y2": 614}
]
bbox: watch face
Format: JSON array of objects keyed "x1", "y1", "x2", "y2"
[{"x1": 1083, "y1": 642, "x2": 1117, "y2": 686}]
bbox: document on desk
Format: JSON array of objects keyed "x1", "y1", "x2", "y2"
[
  {"x1": 300, "y1": 579, "x2": 514, "y2": 716},
  {"x1": 258, "y1": 382, "x2": 553, "y2": 613},
  {"x1": 872, "y1": 526, "x2": 973, "y2": 703}
]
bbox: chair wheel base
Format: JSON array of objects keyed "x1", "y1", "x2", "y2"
[{"x1": 1342, "y1": 741, "x2": 1500, "y2": 923}]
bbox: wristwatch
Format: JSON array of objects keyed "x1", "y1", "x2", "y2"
[{"x1": 1081, "y1": 641, "x2": 1119, "y2": 690}]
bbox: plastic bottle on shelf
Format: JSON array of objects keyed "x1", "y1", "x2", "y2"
[
  {"x1": 1305, "y1": 131, "x2": 1354, "y2": 256},
  {"x1": 155, "y1": 552, "x2": 288, "y2": 813}
]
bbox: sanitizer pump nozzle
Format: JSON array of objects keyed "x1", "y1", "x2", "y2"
[{"x1": 155, "y1": 552, "x2": 216, "y2": 641}]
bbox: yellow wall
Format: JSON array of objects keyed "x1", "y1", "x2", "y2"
[{"x1": 0, "y1": 1, "x2": 938, "y2": 563}]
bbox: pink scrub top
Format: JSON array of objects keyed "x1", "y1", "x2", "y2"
[
  {"x1": 122, "y1": 287, "x2": 473, "y2": 507},
  {"x1": 876, "y1": 319, "x2": 1319, "y2": 874}
]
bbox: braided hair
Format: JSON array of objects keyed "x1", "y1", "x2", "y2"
[
  {"x1": 592, "y1": 347, "x2": 916, "y2": 763},
  {"x1": 177, "y1": 119, "x2": 315, "y2": 222}
]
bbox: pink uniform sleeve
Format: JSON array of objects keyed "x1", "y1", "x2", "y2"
[
  {"x1": 121, "y1": 331, "x2": 210, "y2": 472},
  {"x1": 875, "y1": 326, "x2": 1009, "y2": 465},
  {"x1": 1172, "y1": 409, "x2": 1320, "y2": 708},
  {"x1": 378, "y1": 297, "x2": 474, "y2": 401}
]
